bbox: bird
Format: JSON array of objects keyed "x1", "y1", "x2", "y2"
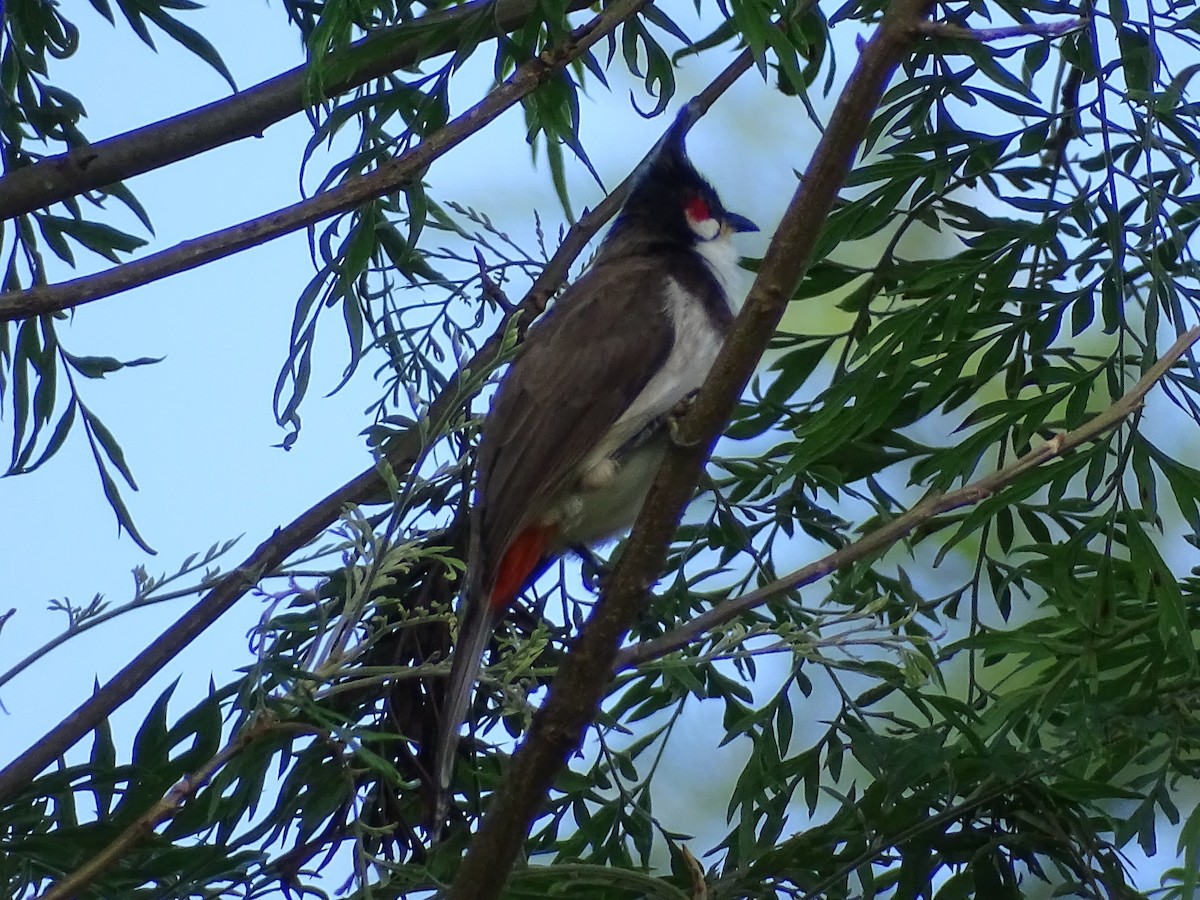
[{"x1": 433, "y1": 111, "x2": 758, "y2": 829}]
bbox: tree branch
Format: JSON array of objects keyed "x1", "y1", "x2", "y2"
[
  {"x1": 614, "y1": 324, "x2": 1200, "y2": 672},
  {"x1": 0, "y1": 0, "x2": 593, "y2": 221},
  {"x1": 0, "y1": 1, "x2": 641, "y2": 324},
  {"x1": 445, "y1": 0, "x2": 936, "y2": 895},
  {"x1": 37, "y1": 717, "x2": 300, "y2": 900},
  {"x1": 916, "y1": 18, "x2": 1086, "y2": 41},
  {"x1": 0, "y1": 0, "x2": 653, "y2": 807}
]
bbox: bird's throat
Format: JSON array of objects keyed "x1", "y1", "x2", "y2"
[{"x1": 694, "y1": 234, "x2": 747, "y2": 315}]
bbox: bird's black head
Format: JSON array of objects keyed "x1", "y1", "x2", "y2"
[{"x1": 609, "y1": 114, "x2": 758, "y2": 249}]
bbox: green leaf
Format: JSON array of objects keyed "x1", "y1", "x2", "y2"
[
  {"x1": 45, "y1": 215, "x2": 148, "y2": 263},
  {"x1": 82, "y1": 404, "x2": 137, "y2": 489},
  {"x1": 89, "y1": 715, "x2": 118, "y2": 818},
  {"x1": 141, "y1": 3, "x2": 237, "y2": 92},
  {"x1": 1117, "y1": 26, "x2": 1158, "y2": 95},
  {"x1": 18, "y1": 396, "x2": 77, "y2": 474},
  {"x1": 65, "y1": 353, "x2": 125, "y2": 379},
  {"x1": 1125, "y1": 517, "x2": 1192, "y2": 663}
]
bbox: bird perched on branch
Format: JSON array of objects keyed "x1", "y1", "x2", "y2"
[{"x1": 434, "y1": 110, "x2": 757, "y2": 829}]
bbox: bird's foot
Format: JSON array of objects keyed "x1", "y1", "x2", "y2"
[{"x1": 668, "y1": 390, "x2": 701, "y2": 447}]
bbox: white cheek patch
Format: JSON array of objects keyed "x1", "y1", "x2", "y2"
[{"x1": 687, "y1": 214, "x2": 720, "y2": 241}]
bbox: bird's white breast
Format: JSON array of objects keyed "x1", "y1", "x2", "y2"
[
  {"x1": 610, "y1": 233, "x2": 747, "y2": 438},
  {"x1": 598, "y1": 276, "x2": 726, "y2": 459}
]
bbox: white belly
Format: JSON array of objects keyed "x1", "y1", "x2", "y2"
[
  {"x1": 591, "y1": 279, "x2": 725, "y2": 463},
  {"x1": 558, "y1": 440, "x2": 668, "y2": 546}
]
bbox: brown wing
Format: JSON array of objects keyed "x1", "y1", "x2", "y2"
[{"x1": 472, "y1": 255, "x2": 677, "y2": 595}]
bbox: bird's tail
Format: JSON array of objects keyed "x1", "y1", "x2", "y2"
[
  {"x1": 434, "y1": 599, "x2": 495, "y2": 805},
  {"x1": 432, "y1": 525, "x2": 552, "y2": 836}
]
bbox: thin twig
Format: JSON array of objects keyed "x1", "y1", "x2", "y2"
[
  {"x1": 0, "y1": 0, "x2": 594, "y2": 220},
  {"x1": 615, "y1": 325, "x2": 1200, "y2": 672},
  {"x1": 445, "y1": 0, "x2": 936, "y2": 896},
  {"x1": 917, "y1": 18, "x2": 1086, "y2": 41}
]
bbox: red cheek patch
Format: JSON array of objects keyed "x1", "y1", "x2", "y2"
[{"x1": 686, "y1": 196, "x2": 712, "y2": 224}]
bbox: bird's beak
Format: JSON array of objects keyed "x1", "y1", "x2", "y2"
[{"x1": 724, "y1": 211, "x2": 759, "y2": 234}]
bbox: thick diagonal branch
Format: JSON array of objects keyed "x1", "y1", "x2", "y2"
[
  {"x1": 445, "y1": 0, "x2": 937, "y2": 896},
  {"x1": 0, "y1": 0, "x2": 592, "y2": 220}
]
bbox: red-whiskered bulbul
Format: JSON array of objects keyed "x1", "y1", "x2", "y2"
[{"x1": 435, "y1": 114, "x2": 757, "y2": 821}]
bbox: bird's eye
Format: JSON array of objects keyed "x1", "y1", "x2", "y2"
[{"x1": 686, "y1": 196, "x2": 712, "y2": 223}]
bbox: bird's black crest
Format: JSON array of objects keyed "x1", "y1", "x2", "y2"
[{"x1": 609, "y1": 110, "x2": 727, "y2": 243}]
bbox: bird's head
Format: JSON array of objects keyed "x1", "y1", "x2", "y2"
[{"x1": 609, "y1": 113, "x2": 759, "y2": 250}]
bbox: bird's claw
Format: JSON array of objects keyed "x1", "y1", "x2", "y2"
[{"x1": 668, "y1": 390, "x2": 701, "y2": 447}]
